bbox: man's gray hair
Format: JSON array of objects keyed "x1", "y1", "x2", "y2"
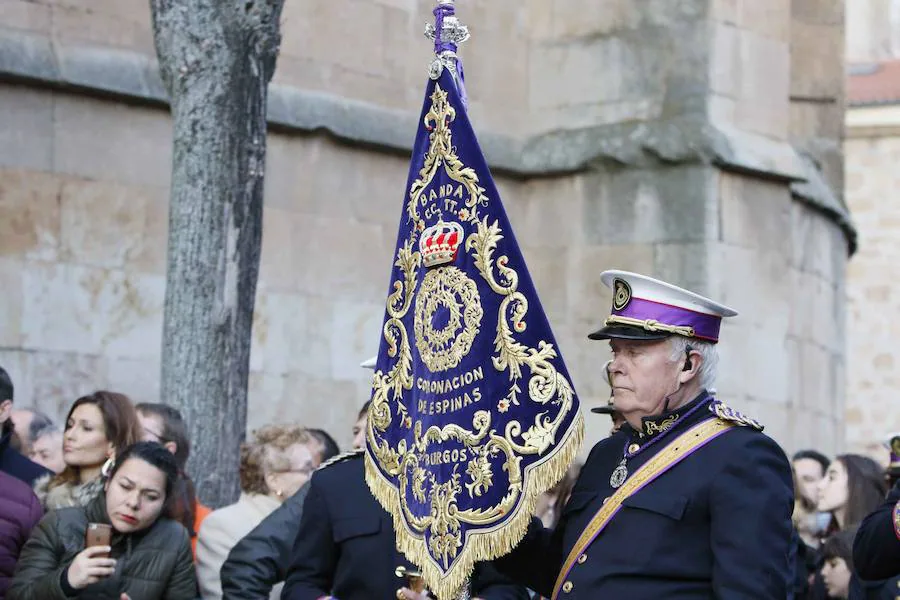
[
  {"x1": 668, "y1": 336, "x2": 718, "y2": 390},
  {"x1": 27, "y1": 408, "x2": 58, "y2": 443}
]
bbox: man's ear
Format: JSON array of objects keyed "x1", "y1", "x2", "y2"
[
  {"x1": 0, "y1": 399, "x2": 12, "y2": 423},
  {"x1": 163, "y1": 441, "x2": 177, "y2": 456},
  {"x1": 677, "y1": 349, "x2": 702, "y2": 384}
]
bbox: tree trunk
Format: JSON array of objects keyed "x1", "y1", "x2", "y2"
[{"x1": 150, "y1": 0, "x2": 285, "y2": 507}]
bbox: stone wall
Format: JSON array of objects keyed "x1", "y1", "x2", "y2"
[
  {"x1": 0, "y1": 0, "x2": 852, "y2": 455},
  {"x1": 844, "y1": 108, "x2": 900, "y2": 461}
]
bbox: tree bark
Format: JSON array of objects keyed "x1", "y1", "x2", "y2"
[{"x1": 150, "y1": 0, "x2": 285, "y2": 507}]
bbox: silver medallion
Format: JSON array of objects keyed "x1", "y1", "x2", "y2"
[{"x1": 609, "y1": 458, "x2": 628, "y2": 488}]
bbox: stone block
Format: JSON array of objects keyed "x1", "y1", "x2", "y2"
[
  {"x1": 0, "y1": 258, "x2": 23, "y2": 347},
  {"x1": 789, "y1": 100, "x2": 844, "y2": 144},
  {"x1": 567, "y1": 243, "x2": 654, "y2": 324},
  {"x1": 252, "y1": 292, "x2": 331, "y2": 377},
  {"x1": 792, "y1": 0, "x2": 844, "y2": 26},
  {"x1": 269, "y1": 373, "x2": 361, "y2": 447},
  {"x1": 518, "y1": 246, "x2": 570, "y2": 324},
  {"x1": 529, "y1": 37, "x2": 641, "y2": 110},
  {"x1": 59, "y1": 178, "x2": 152, "y2": 269},
  {"x1": 739, "y1": 0, "x2": 790, "y2": 41},
  {"x1": 710, "y1": 0, "x2": 739, "y2": 25},
  {"x1": 259, "y1": 208, "x2": 301, "y2": 292},
  {"x1": 709, "y1": 23, "x2": 740, "y2": 98},
  {"x1": 735, "y1": 31, "x2": 789, "y2": 139},
  {"x1": 328, "y1": 299, "x2": 385, "y2": 380},
  {"x1": 50, "y1": 5, "x2": 154, "y2": 54},
  {"x1": 0, "y1": 168, "x2": 62, "y2": 261},
  {"x1": 524, "y1": 0, "x2": 555, "y2": 41},
  {"x1": 791, "y1": 201, "x2": 844, "y2": 282},
  {"x1": 101, "y1": 273, "x2": 165, "y2": 360},
  {"x1": 790, "y1": 22, "x2": 843, "y2": 99},
  {"x1": 303, "y1": 0, "x2": 387, "y2": 77},
  {"x1": 651, "y1": 242, "x2": 712, "y2": 298},
  {"x1": 718, "y1": 172, "x2": 791, "y2": 255},
  {"x1": 0, "y1": 85, "x2": 54, "y2": 171},
  {"x1": 106, "y1": 356, "x2": 161, "y2": 405},
  {"x1": 581, "y1": 166, "x2": 717, "y2": 246},
  {"x1": 789, "y1": 271, "x2": 844, "y2": 351},
  {"x1": 246, "y1": 371, "x2": 287, "y2": 432},
  {"x1": 27, "y1": 350, "x2": 110, "y2": 420},
  {"x1": 292, "y1": 214, "x2": 395, "y2": 301},
  {"x1": 715, "y1": 323, "x2": 789, "y2": 405},
  {"x1": 0, "y1": 349, "x2": 29, "y2": 401},
  {"x1": 706, "y1": 243, "x2": 790, "y2": 331},
  {"x1": 505, "y1": 176, "x2": 583, "y2": 248},
  {"x1": 21, "y1": 263, "x2": 164, "y2": 357},
  {"x1": 45, "y1": 0, "x2": 154, "y2": 24},
  {"x1": 126, "y1": 189, "x2": 168, "y2": 275},
  {"x1": 53, "y1": 94, "x2": 173, "y2": 187},
  {"x1": 550, "y1": 0, "x2": 641, "y2": 40},
  {"x1": 0, "y1": 1, "x2": 52, "y2": 33}
]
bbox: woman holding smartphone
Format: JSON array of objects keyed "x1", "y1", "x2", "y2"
[{"x1": 8, "y1": 442, "x2": 197, "y2": 600}]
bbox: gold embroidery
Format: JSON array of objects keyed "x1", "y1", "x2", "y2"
[
  {"x1": 605, "y1": 315, "x2": 694, "y2": 337},
  {"x1": 414, "y1": 266, "x2": 483, "y2": 372},
  {"x1": 644, "y1": 414, "x2": 679, "y2": 436}
]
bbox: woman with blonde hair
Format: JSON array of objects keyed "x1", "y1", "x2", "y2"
[
  {"x1": 196, "y1": 424, "x2": 322, "y2": 600},
  {"x1": 34, "y1": 392, "x2": 140, "y2": 510}
]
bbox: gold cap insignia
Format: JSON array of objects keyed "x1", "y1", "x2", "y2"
[{"x1": 612, "y1": 279, "x2": 631, "y2": 311}]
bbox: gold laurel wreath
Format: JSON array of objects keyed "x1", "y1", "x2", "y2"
[{"x1": 366, "y1": 84, "x2": 584, "y2": 600}]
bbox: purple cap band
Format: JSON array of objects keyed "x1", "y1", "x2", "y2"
[{"x1": 613, "y1": 296, "x2": 723, "y2": 342}]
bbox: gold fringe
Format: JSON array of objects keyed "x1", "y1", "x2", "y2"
[{"x1": 365, "y1": 410, "x2": 585, "y2": 600}]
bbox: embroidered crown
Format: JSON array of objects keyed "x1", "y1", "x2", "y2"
[{"x1": 419, "y1": 219, "x2": 464, "y2": 267}]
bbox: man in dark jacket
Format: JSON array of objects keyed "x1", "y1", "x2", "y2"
[
  {"x1": 280, "y1": 450, "x2": 528, "y2": 600},
  {"x1": 853, "y1": 478, "x2": 900, "y2": 581},
  {"x1": 0, "y1": 368, "x2": 51, "y2": 487},
  {"x1": 0, "y1": 471, "x2": 43, "y2": 599},
  {"x1": 493, "y1": 271, "x2": 794, "y2": 599}
]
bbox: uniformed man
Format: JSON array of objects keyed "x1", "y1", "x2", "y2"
[
  {"x1": 590, "y1": 360, "x2": 625, "y2": 435},
  {"x1": 280, "y1": 404, "x2": 529, "y2": 600},
  {"x1": 853, "y1": 438, "x2": 900, "y2": 581},
  {"x1": 494, "y1": 270, "x2": 794, "y2": 599}
]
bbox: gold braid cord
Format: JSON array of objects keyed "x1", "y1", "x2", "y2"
[{"x1": 365, "y1": 84, "x2": 584, "y2": 600}]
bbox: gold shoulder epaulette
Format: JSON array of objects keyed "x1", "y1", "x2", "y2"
[
  {"x1": 317, "y1": 448, "x2": 364, "y2": 471},
  {"x1": 709, "y1": 401, "x2": 764, "y2": 431}
]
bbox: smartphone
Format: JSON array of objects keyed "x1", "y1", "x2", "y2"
[{"x1": 85, "y1": 523, "x2": 112, "y2": 558}]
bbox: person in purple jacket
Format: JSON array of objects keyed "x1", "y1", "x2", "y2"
[{"x1": 0, "y1": 471, "x2": 43, "y2": 599}]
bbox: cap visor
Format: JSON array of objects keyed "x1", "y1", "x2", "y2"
[
  {"x1": 590, "y1": 406, "x2": 616, "y2": 415},
  {"x1": 587, "y1": 325, "x2": 670, "y2": 342}
]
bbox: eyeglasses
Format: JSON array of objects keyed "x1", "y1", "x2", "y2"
[
  {"x1": 273, "y1": 466, "x2": 314, "y2": 477},
  {"x1": 143, "y1": 427, "x2": 168, "y2": 444}
]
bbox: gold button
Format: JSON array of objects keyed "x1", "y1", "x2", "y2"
[
  {"x1": 577, "y1": 553, "x2": 587, "y2": 564},
  {"x1": 562, "y1": 581, "x2": 573, "y2": 593},
  {"x1": 628, "y1": 443, "x2": 640, "y2": 453}
]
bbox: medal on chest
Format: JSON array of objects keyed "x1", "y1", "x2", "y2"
[{"x1": 609, "y1": 457, "x2": 628, "y2": 489}]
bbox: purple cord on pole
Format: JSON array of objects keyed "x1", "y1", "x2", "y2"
[{"x1": 432, "y1": 2, "x2": 468, "y2": 109}]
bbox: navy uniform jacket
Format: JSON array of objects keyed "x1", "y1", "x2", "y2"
[
  {"x1": 495, "y1": 392, "x2": 794, "y2": 599},
  {"x1": 281, "y1": 451, "x2": 529, "y2": 600},
  {"x1": 853, "y1": 479, "x2": 900, "y2": 582}
]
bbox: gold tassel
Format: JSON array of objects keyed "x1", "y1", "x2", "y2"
[{"x1": 365, "y1": 411, "x2": 585, "y2": 600}]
